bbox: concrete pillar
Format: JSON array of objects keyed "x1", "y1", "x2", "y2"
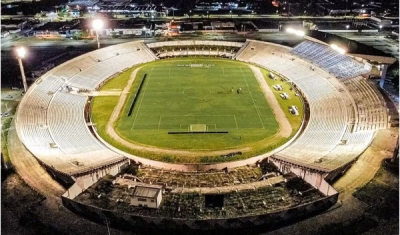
[{"x1": 379, "y1": 64, "x2": 389, "y2": 88}]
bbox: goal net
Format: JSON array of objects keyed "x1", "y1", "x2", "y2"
[{"x1": 189, "y1": 124, "x2": 207, "y2": 132}]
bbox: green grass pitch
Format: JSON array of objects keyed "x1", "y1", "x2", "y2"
[
  {"x1": 92, "y1": 58, "x2": 304, "y2": 163},
  {"x1": 115, "y1": 58, "x2": 279, "y2": 150}
]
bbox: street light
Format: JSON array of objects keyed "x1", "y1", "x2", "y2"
[
  {"x1": 92, "y1": 19, "x2": 104, "y2": 49},
  {"x1": 143, "y1": 26, "x2": 147, "y2": 38},
  {"x1": 230, "y1": 10, "x2": 232, "y2": 18},
  {"x1": 346, "y1": 25, "x2": 349, "y2": 37},
  {"x1": 16, "y1": 47, "x2": 28, "y2": 92}
]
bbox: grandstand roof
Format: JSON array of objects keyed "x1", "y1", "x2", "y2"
[{"x1": 306, "y1": 30, "x2": 397, "y2": 65}]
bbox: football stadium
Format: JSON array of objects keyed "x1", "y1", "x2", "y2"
[{"x1": 11, "y1": 34, "x2": 398, "y2": 233}]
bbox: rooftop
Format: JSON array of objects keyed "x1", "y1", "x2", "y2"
[{"x1": 133, "y1": 185, "x2": 162, "y2": 198}]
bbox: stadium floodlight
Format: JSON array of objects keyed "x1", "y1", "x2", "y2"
[
  {"x1": 92, "y1": 19, "x2": 104, "y2": 49},
  {"x1": 330, "y1": 44, "x2": 346, "y2": 54},
  {"x1": 16, "y1": 47, "x2": 28, "y2": 92},
  {"x1": 285, "y1": 28, "x2": 305, "y2": 37}
]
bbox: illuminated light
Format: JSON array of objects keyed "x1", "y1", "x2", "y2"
[
  {"x1": 330, "y1": 44, "x2": 346, "y2": 54},
  {"x1": 92, "y1": 19, "x2": 104, "y2": 30},
  {"x1": 16, "y1": 47, "x2": 26, "y2": 58},
  {"x1": 286, "y1": 28, "x2": 305, "y2": 36}
]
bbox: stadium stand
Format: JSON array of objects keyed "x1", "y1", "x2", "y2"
[
  {"x1": 342, "y1": 76, "x2": 388, "y2": 131},
  {"x1": 147, "y1": 40, "x2": 244, "y2": 58},
  {"x1": 16, "y1": 39, "x2": 387, "y2": 179},
  {"x1": 16, "y1": 41, "x2": 156, "y2": 176},
  {"x1": 291, "y1": 40, "x2": 371, "y2": 79},
  {"x1": 235, "y1": 40, "x2": 383, "y2": 173}
]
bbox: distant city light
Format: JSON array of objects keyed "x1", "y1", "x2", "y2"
[{"x1": 330, "y1": 44, "x2": 346, "y2": 54}]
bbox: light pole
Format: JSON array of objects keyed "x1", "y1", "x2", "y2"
[
  {"x1": 189, "y1": 10, "x2": 192, "y2": 18},
  {"x1": 346, "y1": 24, "x2": 349, "y2": 37},
  {"x1": 230, "y1": 10, "x2": 232, "y2": 18},
  {"x1": 143, "y1": 26, "x2": 147, "y2": 38},
  {"x1": 16, "y1": 47, "x2": 28, "y2": 92},
  {"x1": 92, "y1": 19, "x2": 103, "y2": 49},
  {"x1": 379, "y1": 24, "x2": 382, "y2": 33}
]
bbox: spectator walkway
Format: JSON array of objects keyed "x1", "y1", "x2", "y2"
[{"x1": 8, "y1": 120, "x2": 65, "y2": 201}]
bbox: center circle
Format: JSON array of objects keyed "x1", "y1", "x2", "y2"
[{"x1": 182, "y1": 87, "x2": 212, "y2": 99}]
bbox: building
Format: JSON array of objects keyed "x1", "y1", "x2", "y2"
[
  {"x1": 131, "y1": 185, "x2": 163, "y2": 208},
  {"x1": 34, "y1": 20, "x2": 82, "y2": 38},
  {"x1": 1, "y1": 18, "x2": 27, "y2": 30}
]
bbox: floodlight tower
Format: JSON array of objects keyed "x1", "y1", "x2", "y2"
[
  {"x1": 92, "y1": 19, "x2": 104, "y2": 49},
  {"x1": 16, "y1": 47, "x2": 28, "y2": 92}
]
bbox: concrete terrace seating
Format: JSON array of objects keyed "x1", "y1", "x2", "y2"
[
  {"x1": 291, "y1": 40, "x2": 371, "y2": 79},
  {"x1": 342, "y1": 76, "x2": 388, "y2": 132},
  {"x1": 147, "y1": 40, "x2": 244, "y2": 59},
  {"x1": 16, "y1": 41, "x2": 156, "y2": 176},
  {"x1": 48, "y1": 92, "x2": 103, "y2": 154},
  {"x1": 156, "y1": 50, "x2": 236, "y2": 58},
  {"x1": 147, "y1": 40, "x2": 244, "y2": 49},
  {"x1": 235, "y1": 40, "x2": 376, "y2": 172},
  {"x1": 319, "y1": 129, "x2": 375, "y2": 170}
]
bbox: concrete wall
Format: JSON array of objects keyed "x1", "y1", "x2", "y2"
[
  {"x1": 63, "y1": 159, "x2": 130, "y2": 199},
  {"x1": 62, "y1": 192, "x2": 338, "y2": 231},
  {"x1": 269, "y1": 157, "x2": 338, "y2": 197}
]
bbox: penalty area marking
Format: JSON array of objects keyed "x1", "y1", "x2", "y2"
[{"x1": 153, "y1": 115, "x2": 235, "y2": 130}]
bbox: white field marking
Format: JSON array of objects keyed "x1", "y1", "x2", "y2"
[
  {"x1": 131, "y1": 68, "x2": 153, "y2": 130},
  {"x1": 158, "y1": 116, "x2": 162, "y2": 130},
  {"x1": 240, "y1": 67, "x2": 265, "y2": 129},
  {"x1": 159, "y1": 116, "x2": 234, "y2": 129},
  {"x1": 234, "y1": 115, "x2": 239, "y2": 129}
]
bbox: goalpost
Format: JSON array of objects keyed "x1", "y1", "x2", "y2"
[{"x1": 189, "y1": 124, "x2": 207, "y2": 132}]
